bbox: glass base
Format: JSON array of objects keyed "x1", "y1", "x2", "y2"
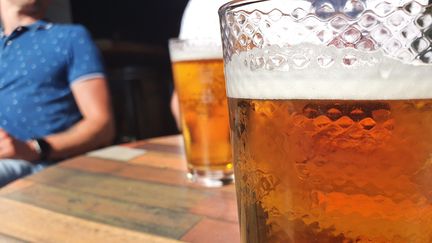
[{"x1": 187, "y1": 169, "x2": 234, "y2": 187}]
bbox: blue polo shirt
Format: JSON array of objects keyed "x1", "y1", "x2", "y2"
[{"x1": 0, "y1": 20, "x2": 105, "y2": 141}]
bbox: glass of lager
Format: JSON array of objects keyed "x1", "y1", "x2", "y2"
[
  {"x1": 220, "y1": 0, "x2": 432, "y2": 242},
  {"x1": 169, "y1": 39, "x2": 233, "y2": 187}
]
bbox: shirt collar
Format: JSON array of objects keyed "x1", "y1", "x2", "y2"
[
  {"x1": 23, "y1": 19, "x2": 53, "y2": 31},
  {"x1": 0, "y1": 19, "x2": 53, "y2": 38}
]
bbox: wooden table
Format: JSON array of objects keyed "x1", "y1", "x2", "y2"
[{"x1": 0, "y1": 135, "x2": 240, "y2": 243}]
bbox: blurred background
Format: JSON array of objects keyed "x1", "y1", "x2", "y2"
[{"x1": 47, "y1": 0, "x2": 189, "y2": 143}]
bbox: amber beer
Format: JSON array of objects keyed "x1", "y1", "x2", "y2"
[
  {"x1": 229, "y1": 98, "x2": 432, "y2": 242},
  {"x1": 169, "y1": 39, "x2": 232, "y2": 186}
]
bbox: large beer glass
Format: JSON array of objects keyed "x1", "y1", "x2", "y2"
[
  {"x1": 169, "y1": 39, "x2": 233, "y2": 187},
  {"x1": 220, "y1": 0, "x2": 432, "y2": 242}
]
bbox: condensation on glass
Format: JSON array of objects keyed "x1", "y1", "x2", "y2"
[{"x1": 219, "y1": 1, "x2": 432, "y2": 242}]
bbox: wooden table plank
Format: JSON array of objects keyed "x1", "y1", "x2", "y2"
[
  {"x1": 146, "y1": 135, "x2": 184, "y2": 146},
  {"x1": 0, "y1": 198, "x2": 185, "y2": 243},
  {"x1": 134, "y1": 143, "x2": 184, "y2": 155},
  {"x1": 181, "y1": 218, "x2": 240, "y2": 243},
  {"x1": 0, "y1": 135, "x2": 240, "y2": 243},
  {"x1": 28, "y1": 167, "x2": 213, "y2": 212},
  {"x1": 62, "y1": 150, "x2": 187, "y2": 172},
  {"x1": 5, "y1": 184, "x2": 202, "y2": 239},
  {"x1": 0, "y1": 233, "x2": 27, "y2": 243},
  {"x1": 125, "y1": 135, "x2": 183, "y2": 148},
  {"x1": 114, "y1": 163, "x2": 192, "y2": 187},
  {"x1": 61, "y1": 159, "x2": 236, "y2": 200},
  {"x1": 60, "y1": 155, "x2": 190, "y2": 187},
  {"x1": 59, "y1": 155, "x2": 233, "y2": 196},
  {"x1": 130, "y1": 151, "x2": 187, "y2": 171},
  {"x1": 60, "y1": 156, "x2": 126, "y2": 173},
  {"x1": 189, "y1": 191, "x2": 238, "y2": 223},
  {"x1": 0, "y1": 179, "x2": 34, "y2": 196}
]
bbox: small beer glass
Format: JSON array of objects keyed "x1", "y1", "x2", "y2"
[{"x1": 169, "y1": 39, "x2": 233, "y2": 187}]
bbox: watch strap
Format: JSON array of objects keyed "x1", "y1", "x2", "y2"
[{"x1": 32, "y1": 138, "x2": 52, "y2": 161}]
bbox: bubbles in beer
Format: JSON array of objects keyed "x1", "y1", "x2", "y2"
[{"x1": 230, "y1": 98, "x2": 432, "y2": 242}]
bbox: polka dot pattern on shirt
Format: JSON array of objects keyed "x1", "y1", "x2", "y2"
[{"x1": 0, "y1": 20, "x2": 105, "y2": 141}]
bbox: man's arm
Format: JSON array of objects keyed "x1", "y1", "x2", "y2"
[
  {"x1": 0, "y1": 77, "x2": 115, "y2": 161},
  {"x1": 43, "y1": 77, "x2": 115, "y2": 160},
  {"x1": 170, "y1": 90, "x2": 182, "y2": 131}
]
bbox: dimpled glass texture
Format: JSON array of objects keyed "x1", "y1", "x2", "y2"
[{"x1": 220, "y1": 0, "x2": 432, "y2": 68}]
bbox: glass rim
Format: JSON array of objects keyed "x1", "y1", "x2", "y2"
[
  {"x1": 218, "y1": 0, "x2": 432, "y2": 15},
  {"x1": 218, "y1": 0, "x2": 269, "y2": 15}
]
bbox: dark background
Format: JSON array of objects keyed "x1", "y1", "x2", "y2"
[
  {"x1": 70, "y1": 1, "x2": 188, "y2": 45},
  {"x1": 69, "y1": 1, "x2": 190, "y2": 143}
]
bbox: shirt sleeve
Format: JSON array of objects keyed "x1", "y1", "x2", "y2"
[{"x1": 67, "y1": 25, "x2": 105, "y2": 84}]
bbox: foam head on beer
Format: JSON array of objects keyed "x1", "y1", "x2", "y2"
[
  {"x1": 170, "y1": 0, "x2": 231, "y2": 62},
  {"x1": 225, "y1": 44, "x2": 432, "y2": 100},
  {"x1": 169, "y1": 39, "x2": 223, "y2": 62}
]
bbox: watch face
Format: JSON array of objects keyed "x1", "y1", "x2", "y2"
[{"x1": 31, "y1": 139, "x2": 42, "y2": 155}]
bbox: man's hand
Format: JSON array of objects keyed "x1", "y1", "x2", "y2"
[{"x1": 0, "y1": 128, "x2": 39, "y2": 162}]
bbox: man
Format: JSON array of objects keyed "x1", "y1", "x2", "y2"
[{"x1": 0, "y1": 0, "x2": 115, "y2": 186}]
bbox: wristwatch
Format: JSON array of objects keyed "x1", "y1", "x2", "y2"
[{"x1": 31, "y1": 138, "x2": 52, "y2": 161}]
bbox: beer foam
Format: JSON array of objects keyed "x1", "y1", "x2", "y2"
[
  {"x1": 225, "y1": 45, "x2": 432, "y2": 100},
  {"x1": 169, "y1": 47, "x2": 222, "y2": 62}
]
